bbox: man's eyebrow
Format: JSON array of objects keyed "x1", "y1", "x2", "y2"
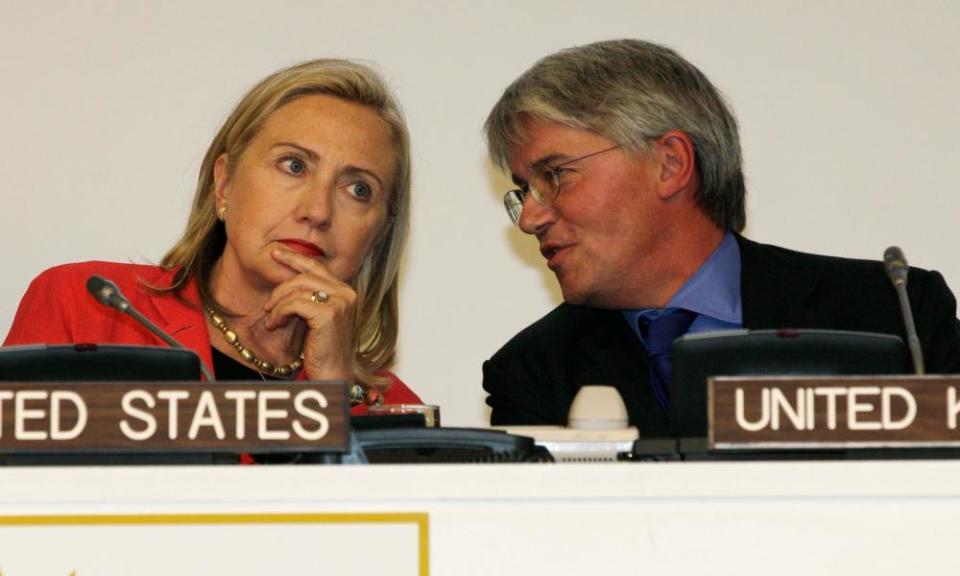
[
  {"x1": 511, "y1": 153, "x2": 566, "y2": 186},
  {"x1": 272, "y1": 142, "x2": 319, "y2": 161},
  {"x1": 530, "y1": 153, "x2": 565, "y2": 172}
]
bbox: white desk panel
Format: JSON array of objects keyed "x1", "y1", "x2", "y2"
[{"x1": 1, "y1": 461, "x2": 958, "y2": 575}]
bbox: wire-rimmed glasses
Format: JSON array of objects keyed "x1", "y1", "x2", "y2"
[{"x1": 503, "y1": 145, "x2": 620, "y2": 225}]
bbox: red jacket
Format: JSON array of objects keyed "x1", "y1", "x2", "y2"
[{"x1": 4, "y1": 261, "x2": 421, "y2": 409}]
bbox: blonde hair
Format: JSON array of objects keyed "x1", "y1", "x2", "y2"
[{"x1": 162, "y1": 59, "x2": 411, "y2": 388}]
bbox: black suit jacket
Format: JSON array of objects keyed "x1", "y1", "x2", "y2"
[{"x1": 483, "y1": 236, "x2": 960, "y2": 437}]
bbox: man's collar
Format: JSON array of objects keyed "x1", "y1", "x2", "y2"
[
  {"x1": 622, "y1": 230, "x2": 742, "y2": 324},
  {"x1": 664, "y1": 231, "x2": 741, "y2": 323}
]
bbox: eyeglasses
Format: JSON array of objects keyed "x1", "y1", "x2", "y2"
[{"x1": 503, "y1": 145, "x2": 620, "y2": 225}]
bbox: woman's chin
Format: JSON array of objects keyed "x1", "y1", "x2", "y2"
[{"x1": 266, "y1": 267, "x2": 299, "y2": 286}]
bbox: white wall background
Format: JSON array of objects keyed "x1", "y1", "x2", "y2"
[{"x1": 1, "y1": 0, "x2": 958, "y2": 427}]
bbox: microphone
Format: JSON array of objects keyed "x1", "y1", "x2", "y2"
[
  {"x1": 883, "y1": 246, "x2": 909, "y2": 288},
  {"x1": 883, "y1": 247, "x2": 925, "y2": 375},
  {"x1": 86, "y1": 275, "x2": 216, "y2": 381},
  {"x1": 87, "y1": 275, "x2": 130, "y2": 311}
]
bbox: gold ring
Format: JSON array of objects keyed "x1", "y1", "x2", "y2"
[{"x1": 310, "y1": 290, "x2": 329, "y2": 304}]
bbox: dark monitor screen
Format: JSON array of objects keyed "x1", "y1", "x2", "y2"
[
  {"x1": 670, "y1": 329, "x2": 908, "y2": 438},
  {"x1": 0, "y1": 343, "x2": 202, "y2": 381}
]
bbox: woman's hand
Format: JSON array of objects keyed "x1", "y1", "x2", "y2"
[{"x1": 262, "y1": 247, "x2": 355, "y2": 381}]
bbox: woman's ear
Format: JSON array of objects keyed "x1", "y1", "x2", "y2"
[
  {"x1": 213, "y1": 153, "x2": 230, "y2": 209},
  {"x1": 653, "y1": 130, "x2": 697, "y2": 200}
]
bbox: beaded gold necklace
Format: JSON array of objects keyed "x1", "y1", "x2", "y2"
[
  {"x1": 206, "y1": 307, "x2": 382, "y2": 406},
  {"x1": 206, "y1": 307, "x2": 303, "y2": 378}
]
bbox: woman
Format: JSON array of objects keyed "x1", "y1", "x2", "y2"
[{"x1": 4, "y1": 59, "x2": 420, "y2": 410}]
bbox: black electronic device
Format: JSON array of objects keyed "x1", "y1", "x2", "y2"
[
  {"x1": 353, "y1": 426, "x2": 552, "y2": 464},
  {"x1": 0, "y1": 343, "x2": 202, "y2": 382},
  {"x1": 351, "y1": 413, "x2": 428, "y2": 430},
  {"x1": 670, "y1": 329, "x2": 908, "y2": 438},
  {"x1": 232, "y1": 419, "x2": 553, "y2": 465},
  {"x1": 623, "y1": 437, "x2": 960, "y2": 462}
]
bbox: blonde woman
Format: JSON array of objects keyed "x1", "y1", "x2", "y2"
[{"x1": 5, "y1": 59, "x2": 420, "y2": 410}]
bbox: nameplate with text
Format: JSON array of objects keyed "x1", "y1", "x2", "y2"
[
  {"x1": 709, "y1": 375, "x2": 960, "y2": 449},
  {"x1": 0, "y1": 381, "x2": 348, "y2": 453}
]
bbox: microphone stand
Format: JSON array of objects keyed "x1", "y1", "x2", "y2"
[
  {"x1": 87, "y1": 275, "x2": 217, "y2": 381},
  {"x1": 883, "y1": 246, "x2": 925, "y2": 375}
]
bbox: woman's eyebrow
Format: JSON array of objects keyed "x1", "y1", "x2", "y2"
[
  {"x1": 342, "y1": 165, "x2": 385, "y2": 189},
  {"x1": 273, "y1": 141, "x2": 386, "y2": 188},
  {"x1": 272, "y1": 141, "x2": 320, "y2": 161}
]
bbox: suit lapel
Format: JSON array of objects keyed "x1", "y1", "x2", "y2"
[
  {"x1": 738, "y1": 235, "x2": 835, "y2": 330},
  {"x1": 575, "y1": 308, "x2": 645, "y2": 385}
]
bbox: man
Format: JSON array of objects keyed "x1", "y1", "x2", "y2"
[{"x1": 482, "y1": 39, "x2": 960, "y2": 437}]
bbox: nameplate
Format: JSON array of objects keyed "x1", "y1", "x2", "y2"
[
  {"x1": 0, "y1": 381, "x2": 348, "y2": 453},
  {"x1": 709, "y1": 375, "x2": 960, "y2": 450}
]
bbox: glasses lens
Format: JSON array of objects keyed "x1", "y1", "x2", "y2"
[
  {"x1": 504, "y1": 190, "x2": 524, "y2": 224},
  {"x1": 547, "y1": 170, "x2": 561, "y2": 202},
  {"x1": 527, "y1": 182, "x2": 546, "y2": 204}
]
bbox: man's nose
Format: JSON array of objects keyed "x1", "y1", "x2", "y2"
[{"x1": 517, "y1": 195, "x2": 556, "y2": 235}]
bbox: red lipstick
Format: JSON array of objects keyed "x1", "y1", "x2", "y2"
[{"x1": 278, "y1": 239, "x2": 325, "y2": 258}]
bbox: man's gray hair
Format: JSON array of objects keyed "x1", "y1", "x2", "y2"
[{"x1": 484, "y1": 39, "x2": 746, "y2": 231}]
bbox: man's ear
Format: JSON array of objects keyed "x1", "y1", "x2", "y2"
[
  {"x1": 653, "y1": 130, "x2": 697, "y2": 200},
  {"x1": 213, "y1": 153, "x2": 230, "y2": 208}
]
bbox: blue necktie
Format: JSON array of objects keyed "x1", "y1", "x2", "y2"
[{"x1": 638, "y1": 309, "x2": 697, "y2": 414}]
